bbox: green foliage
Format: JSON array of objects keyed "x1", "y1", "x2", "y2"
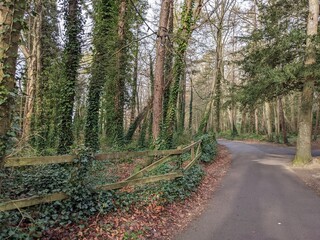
[
  {"x1": 85, "y1": 0, "x2": 114, "y2": 151},
  {"x1": 158, "y1": 165, "x2": 204, "y2": 203},
  {"x1": 0, "y1": 148, "x2": 115, "y2": 238},
  {"x1": 57, "y1": 0, "x2": 83, "y2": 154},
  {"x1": 160, "y1": 0, "x2": 197, "y2": 149},
  {"x1": 197, "y1": 133, "x2": 217, "y2": 163},
  {"x1": 237, "y1": 0, "x2": 313, "y2": 107}
]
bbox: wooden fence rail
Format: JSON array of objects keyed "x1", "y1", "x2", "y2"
[
  {"x1": 4, "y1": 140, "x2": 201, "y2": 168},
  {"x1": 1, "y1": 140, "x2": 202, "y2": 212}
]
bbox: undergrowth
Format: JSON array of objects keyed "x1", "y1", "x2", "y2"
[{"x1": 0, "y1": 133, "x2": 218, "y2": 238}]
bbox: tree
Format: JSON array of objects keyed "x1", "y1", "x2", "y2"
[
  {"x1": 0, "y1": 0, "x2": 26, "y2": 163},
  {"x1": 85, "y1": 0, "x2": 113, "y2": 151},
  {"x1": 294, "y1": 0, "x2": 319, "y2": 165},
  {"x1": 19, "y1": 0, "x2": 42, "y2": 143},
  {"x1": 152, "y1": 0, "x2": 172, "y2": 142},
  {"x1": 114, "y1": 0, "x2": 127, "y2": 144},
  {"x1": 162, "y1": 0, "x2": 203, "y2": 147},
  {"x1": 58, "y1": 0, "x2": 82, "y2": 154}
]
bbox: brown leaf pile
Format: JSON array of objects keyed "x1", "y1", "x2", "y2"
[{"x1": 43, "y1": 145, "x2": 231, "y2": 240}]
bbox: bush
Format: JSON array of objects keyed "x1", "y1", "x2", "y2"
[{"x1": 197, "y1": 133, "x2": 217, "y2": 163}]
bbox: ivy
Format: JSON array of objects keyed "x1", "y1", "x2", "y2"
[{"x1": 57, "y1": 0, "x2": 83, "y2": 154}]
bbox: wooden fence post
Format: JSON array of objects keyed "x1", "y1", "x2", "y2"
[{"x1": 191, "y1": 141, "x2": 195, "y2": 159}]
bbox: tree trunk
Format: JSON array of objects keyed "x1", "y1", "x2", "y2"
[
  {"x1": 273, "y1": 101, "x2": 280, "y2": 141},
  {"x1": 241, "y1": 110, "x2": 247, "y2": 134},
  {"x1": 20, "y1": 1, "x2": 42, "y2": 143},
  {"x1": 214, "y1": 22, "x2": 223, "y2": 134},
  {"x1": 130, "y1": 27, "x2": 139, "y2": 125},
  {"x1": 265, "y1": 102, "x2": 272, "y2": 140},
  {"x1": 0, "y1": 1, "x2": 26, "y2": 163},
  {"x1": 189, "y1": 81, "x2": 193, "y2": 133},
  {"x1": 162, "y1": 0, "x2": 203, "y2": 147},
  {"x1": 294, "y1": 0, "x2": 318, "y2": 165},
  {"x1": 58, "y1": 0, "x2": 82, "y2": 154},
  {"x1": 177, "y1": 69, "x2": 186, "y2": 132},
  {"x1": 255, "y1": 108, "x2": 259, "y2": 134},
  {"x1": 152, "y1": 0, "x2": 172, "y2": 141},
  {"x1": 162, "y1": 1, "x2": 174, "y2": 123},
  {"x1": 278, "y1": 97, "x2": 288, "y2": 144},
  {"x1": 84, "y1": 0, "x2": 112, "y2": 151},
  {"x1": 313, "y1": 98, "x2": 320, "y2": 141},
  {"x1": 114, "y1": 0, "x2": 127, "y2": 144}
]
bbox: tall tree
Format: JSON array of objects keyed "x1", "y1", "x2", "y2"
[
  {"x1": 162, "y1": 0, "x2": 203, "y2": 147},
  {"x1": 20, "y1": 0, "x2": 43, "y2": 143},
  {"x1": 114, "y1": 0, "x2": 127, "y2": 144},
  {"x1": 85, "y1": 0, "x2": 112, "y2": 151},
  {"x1": 152, "y1": 0, "x2": 172, "y2": 142},
  {"x1": 33, "y1": 0, "x2": 61, "y2": 152},
  {"x1": 294, "y1": 0, "x2": 319, "y2": 165},
  {"x1": 58, "y1": 0, "x2": 82, "y2": 154},
  {"x1": 0, "y1": 0, "x2": 26, "y2": 163}
]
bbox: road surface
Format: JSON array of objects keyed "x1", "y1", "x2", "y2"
[{"x1": 176, "y1": 140, "x2": 320, "y2": 240}]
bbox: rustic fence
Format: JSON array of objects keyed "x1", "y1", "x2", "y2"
[{"x1": 0, "y1": 140, "x2": 202, "y2": 212}]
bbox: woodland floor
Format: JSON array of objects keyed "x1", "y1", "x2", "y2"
[{"x1": 42, "y1": 145, "x2": 231, "y2": 240}]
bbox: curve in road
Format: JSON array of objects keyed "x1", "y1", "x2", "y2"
[{"x1": 176, "y1": 140, "x2": 320, "y2": 240}]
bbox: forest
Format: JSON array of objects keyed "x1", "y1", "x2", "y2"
[{"x1": 0, "y1": 0, "x2": 319, "y2": 238}]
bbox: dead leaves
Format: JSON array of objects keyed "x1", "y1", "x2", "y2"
[{"x1": 43, "y1": 145, "x2": 231, "y2": 240}]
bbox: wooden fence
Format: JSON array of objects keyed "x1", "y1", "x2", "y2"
[{"x1": 0, "y1": 140, "x2": 202, "y2": 212}]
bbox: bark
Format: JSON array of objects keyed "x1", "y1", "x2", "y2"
[
  {"x1": 241, "y1": 110, "x2": 246, "y2": 134},
  {"x1": 20, "y1": 0, "x2": 42, "y2": 143},
  {"x1": 278, "y1": 97, "x2": 288, "y2": 144},
  {"x1": 188, "y1": 81, "x2": 193, "y2": 133},
  {"x1": 162, "y1": 1, "x2": 174, "y2": 122},
  {"x1": 0, "y1": 1, "x2": 26, "y2": 162},
  {"x1": 254, "y1": 109, "x2": 258, "y2": 134},
  {"x1": 294, "y1": 0, "x2": 318, "y2": 165},
  {"x1": 114, "y1": 0, "x2": 127, "y2": 144},
  {"x1": 125, "y1": 100, "x2": 152, "y2": 142},
  {"x1": 130, "y1": 27, "x2": 139, "y2": 125},
  {"x1": 162, "y1": 0, "x2": 203, "y2": 147},
  {"x1": 313, "y1": 98, "x2": 320, "y2": 141},
  {"x1": 265, "y1": 102, "x2": 272, "y2": 140},
  {"x1": 274, "y1": 101, "x2": 280, "y2": 141},
  {"x1": 290, "y1": 94, "x2": 297, "y2": 132},
  {"x1": 177, "y1": 69, "x2": 186, "y2": 132},
  {"x1": 152, "y1": 0, "x2": 172, "y2": 141}
]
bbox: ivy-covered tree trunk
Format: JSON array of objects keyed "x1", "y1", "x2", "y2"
[
  {"x1": 58, "y1": 0, "x2": 82, "y2": 154},
  {"x1": 33, "y1": 0, "x2": 60, "y2": 152},
  {"x1": 152, "y1": 0, "x2": 172, "y2": 142},
  {"x1": 188, "y1": 82, "x2": 193, "y2": 133},
  {"x1": 294, "y1": 0, "x2": 319, "y2": 165},
  {"x1": 0, "y1": 0, "x2": 26, "y2": 163},
  {"x1": 130, "y1": 26, "x2": 139, "y2": 125},
  {"x1": 114, "y1": 0, "x2": 127, "y2": 145},
  {"x1": 162, "y1": 0, "x2": 203, "y2": 148},
  {"x1": 177, "y1": 70, "x2": 186, "y2": 132},
  {"x1": 84, "y1": 0, "x2": 112, "y2": 151}
]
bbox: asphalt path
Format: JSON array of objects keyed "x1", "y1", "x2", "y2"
[{"x1": 176, "y1": 140, "x2": 320, "y2": 240}]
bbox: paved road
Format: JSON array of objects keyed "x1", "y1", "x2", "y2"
[{"x1": 176, "y1": 140, "x2": 320, "y2": 240}]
